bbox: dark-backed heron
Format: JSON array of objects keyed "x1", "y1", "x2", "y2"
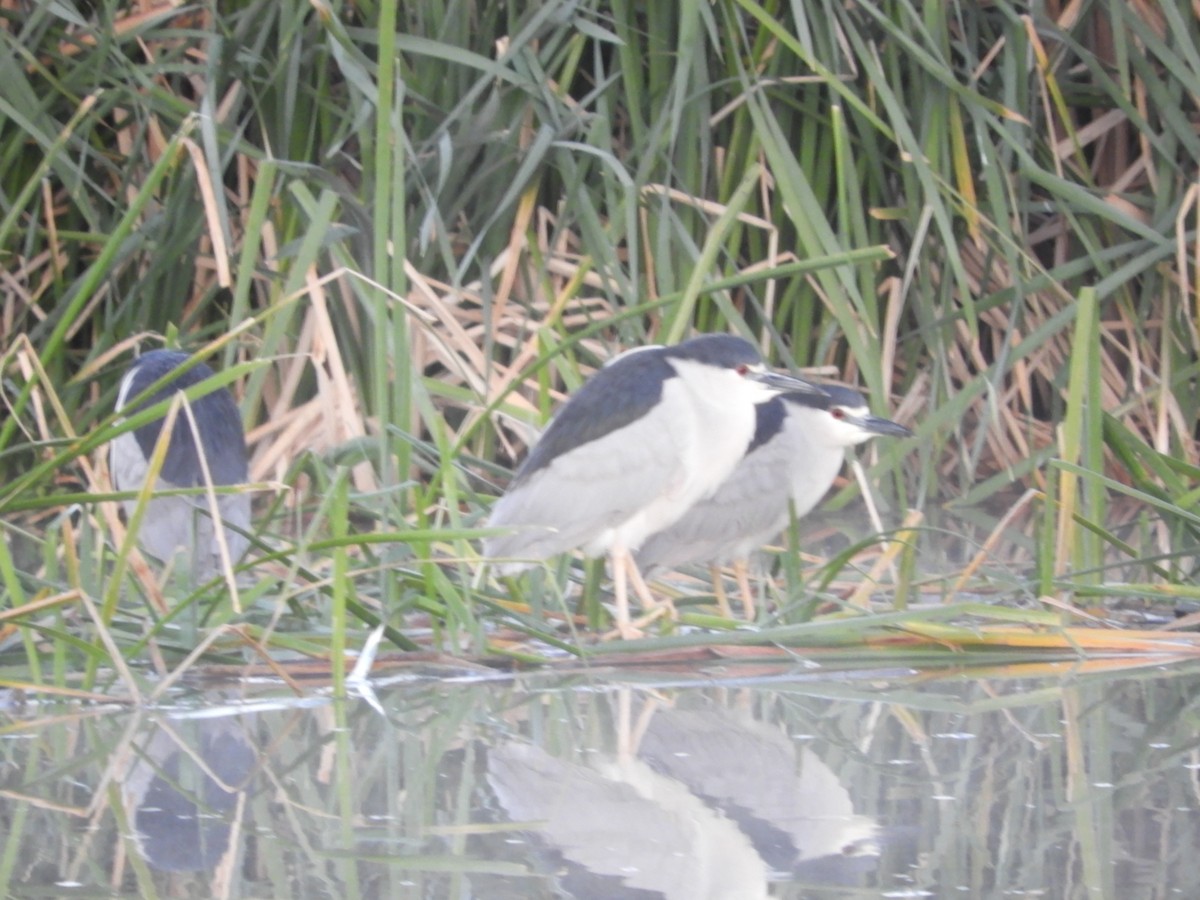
[
  {"x1": 635, "y1": 384, "x2": 911, "y2": 618},
  {"x1": 483, "y1": 333, "x2": 825, "y2": 637},
  {"x1": 110, "y1": 350, "x2": 250, "y2": 581}
]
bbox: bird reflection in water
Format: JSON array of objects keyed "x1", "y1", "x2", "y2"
[{"x1": 486, "y1": 704, "x2": 880, "y2": 897}]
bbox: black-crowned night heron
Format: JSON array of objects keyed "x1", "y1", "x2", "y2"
[
  {"x1": 483, "y1": 334, "x2": 825, "y2": 638},
  {"x1": 487, "y1": 740, "x2": 772, "y2": 897},
  {"x1": 635, "y1": 384, "x2": 911, "y2": 619},
  {"x1": 110, "y1": 350, "x2": 250, "y2": 581}
]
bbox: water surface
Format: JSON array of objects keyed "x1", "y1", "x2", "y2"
[{"x1": 3, "y1": 658, "x2": 1198, "y2": 898}]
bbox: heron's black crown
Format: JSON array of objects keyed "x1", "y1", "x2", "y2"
[{"x1": 746, "y1": 385, "x2": 871, "y2": 454}]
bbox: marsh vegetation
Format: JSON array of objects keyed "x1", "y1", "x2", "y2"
[{"x1": 2, "y1": 1, "x2": 1199, "y2": 685}]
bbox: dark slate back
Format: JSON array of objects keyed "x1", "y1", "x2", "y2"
[
  {"x1": 514, "y1": 347, "x2": 676, "y2": 484},
  {"x1": 122, "y1": 350, "x2": 248, "y2": 486},
  {"x1": 745, "y1": 395, "x2": 787, "y2": 455},
  {"x1": 512, "y1": 334, "x2": 769, "y2": 484}
]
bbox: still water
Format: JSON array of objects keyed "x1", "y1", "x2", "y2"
[{"x1": 2, "y1": 658, "x2": 1199, "y2": 898}]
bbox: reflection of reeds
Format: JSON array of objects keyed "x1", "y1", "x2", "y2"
[
  {"x1": 4, "y1": 669, "x2": 1198, "y2": 895},
  {"x1": 1, "y1": 2, "x2": 1198, "y2": 678}
]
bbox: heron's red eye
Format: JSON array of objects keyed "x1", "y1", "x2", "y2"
[
  {"x1": 831, "y1": 407, "x2": 846, "y2": 419},
  {"x1": 735, "y1": 363, "x2": 749, "y2": 376}
]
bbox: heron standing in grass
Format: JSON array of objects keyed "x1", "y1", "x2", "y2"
[
  {"x1": 110, "y1": 350, "x2": 250, "y2": 581},
  {"x1": 635, "y1": 384, "x2": 911, "y2": 619},
  {"x1": 483, "y1": 334, "x2": 826, "y2": 638}
]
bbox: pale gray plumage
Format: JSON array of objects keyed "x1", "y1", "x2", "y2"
[
  {"x1": 110, "y1": 350, "x2": 250, "y2": 580},
  {"x1": 635, "y1": 384, "x2": 910, "y2": 578},
  {"x1": 483, "y1": 334, "x2": 825, "y2": 636},
  {"x1": 638, "y1": 709, "x2": 880, "y2": 874},
  {"x1": 487, "y1": 741, "x2": 771, "y2": 899}
]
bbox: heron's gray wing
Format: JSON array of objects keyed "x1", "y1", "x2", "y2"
[
  {"x1": 194, "y1": 492, "x2": 253, "y2": 575},
  {"x1": 121, "y1": 490, "x2": 251, "y2": 578},
  {"x1": 636, "y1": 432, "x2": 795, "y2": 571},
  {"x1": 511, "y1": 348, "x2": 674, "y2": 484},
  {"x1": 484, "y1": 378, "x2": 698, "y2": 564}
]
